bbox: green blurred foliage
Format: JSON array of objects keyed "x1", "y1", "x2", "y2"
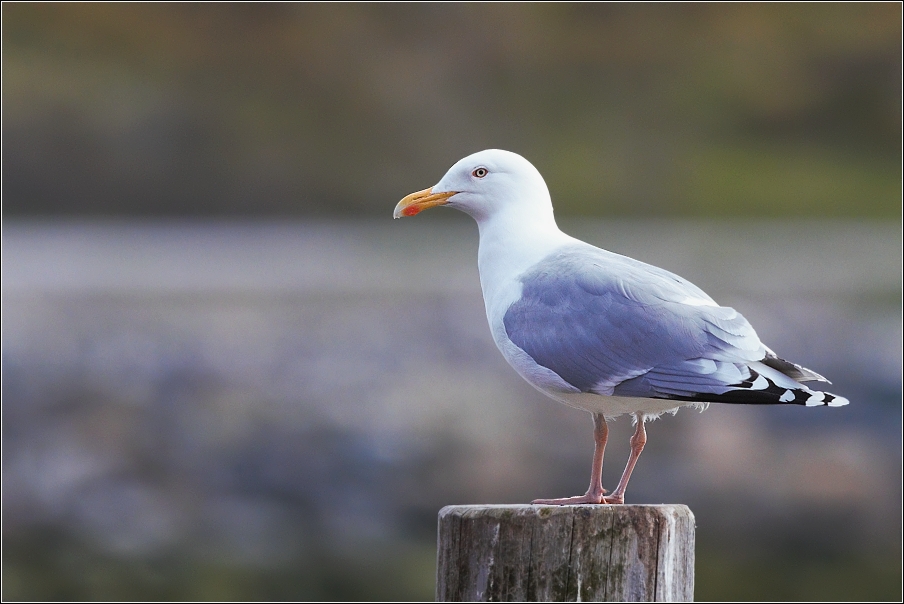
[
  {"x1": 696, "y1": 551, "x2": 902, "y2": 602},
  {"x1": 2, "y1": 3, "x2": 900, "y2": 217},
  {"x1": 2, "y1": 527, "x2": 436, "y2": 601}
]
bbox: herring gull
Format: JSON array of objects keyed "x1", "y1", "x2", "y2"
[{"x1": 393, "y1": 149, "x2": 848, "y2": 505}]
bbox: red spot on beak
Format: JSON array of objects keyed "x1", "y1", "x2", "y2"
[{"x1": 402, "y1": 205, "x2": 421, "y2": 217}]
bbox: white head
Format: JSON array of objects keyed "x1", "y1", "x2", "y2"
[{"x1": 393, "y1": 149, "x2": 554, "y2": 224}]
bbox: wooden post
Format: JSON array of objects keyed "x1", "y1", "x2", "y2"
[{"x1": 437, "y1": 504, "x2": 694, "y2": 602}]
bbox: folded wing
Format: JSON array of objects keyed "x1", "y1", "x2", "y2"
[{"x1": 503, "y1": 245, "x2": 847, "y2": 407}]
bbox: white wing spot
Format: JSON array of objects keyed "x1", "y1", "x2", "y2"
[
  {"x1": 805, "y1": 392, "x2": 826, "y2": 406},
  {"x1": 751, "y1": 375, "x2": 769, "y2": 390},
  {"x1": 779, "y1": 389, "x2": 796, "y2": 402}
]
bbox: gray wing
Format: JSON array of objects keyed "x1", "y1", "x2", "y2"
[{"x1": 502, "y1": 245, "x2": 769, "y2": 399}]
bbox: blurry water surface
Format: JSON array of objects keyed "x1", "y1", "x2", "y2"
[{"x1": 2, "y1": 218, "x2": 901, "y2": 601}]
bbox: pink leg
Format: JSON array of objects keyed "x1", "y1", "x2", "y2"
[
  {"x1": 602, "y1": 413, "x2": 647, "y2": 504},
  {"x1": 533, "y1": 413, "x2": 609, "y2": 505}
]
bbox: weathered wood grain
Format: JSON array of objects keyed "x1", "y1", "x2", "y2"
[{"x1": 437, "y1": 504, "x2": 694, "y2": 602}]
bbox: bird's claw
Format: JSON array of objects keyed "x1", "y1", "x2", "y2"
[{"x1": 532, "y1": 489, "x2": 622, "y2": 505}]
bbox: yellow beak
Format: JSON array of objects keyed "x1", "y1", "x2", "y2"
[{"x1": 393, "y1": 187, "x2": 457, "y2": 218}]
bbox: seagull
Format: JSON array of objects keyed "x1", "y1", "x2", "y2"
[{"x1": 393, "y1": 149, "x2": 849, "y2": 505}]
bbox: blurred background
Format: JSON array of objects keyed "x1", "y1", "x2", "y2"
[{"x1": 2, "y1": 3, "x2": 901, "y2": 601}]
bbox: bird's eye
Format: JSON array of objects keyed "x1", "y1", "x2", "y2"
[{"x1": 472, "y1": 167, "x2": 488, "y2": 178}]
